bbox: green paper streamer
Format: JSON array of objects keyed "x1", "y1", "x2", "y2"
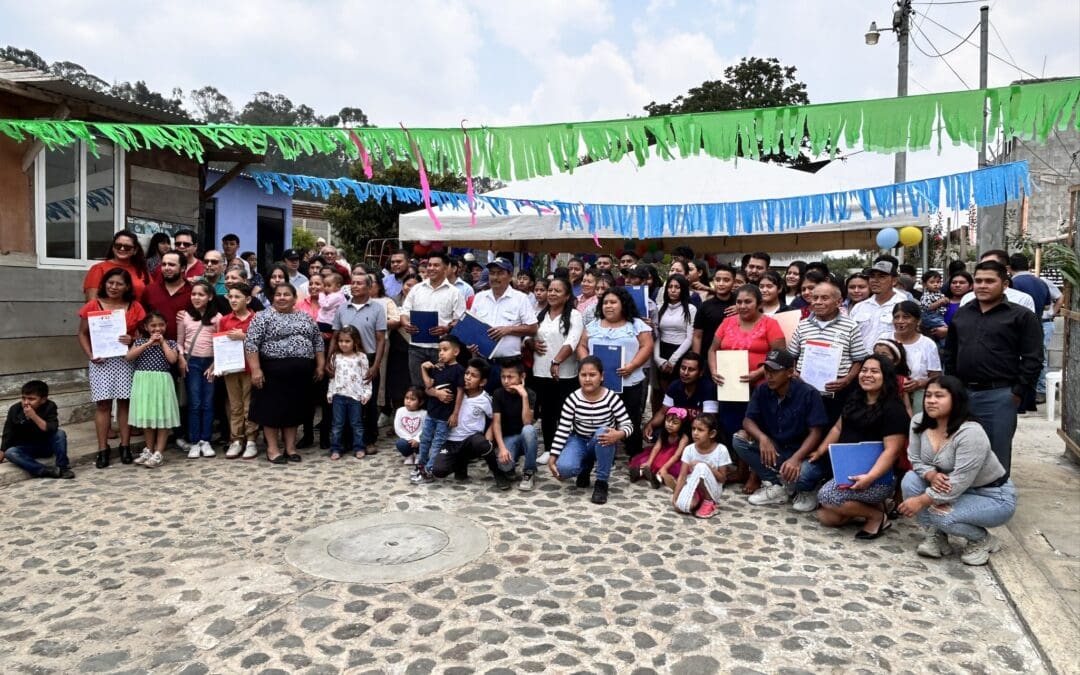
[{"x1": 0, "y1": 79, "x2": 1076, "y2": 180}]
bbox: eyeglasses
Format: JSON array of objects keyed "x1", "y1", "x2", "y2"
[
  {"x1": 204, "y1": 258, "x2": 222, "y2": 264},
  {"x1": 174, "y1": 241, "x2": 193, "y2": 248},
  {"x1": 113, "y1": 243, "x2": 135, "y2": 252}
]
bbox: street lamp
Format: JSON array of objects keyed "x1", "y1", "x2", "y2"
[
  {"x1": 865, "y1": 1, "x2": 912, "y2": 184},
  {"x1": 864, "y1": 22, "x2": 881, "y2": 46}
]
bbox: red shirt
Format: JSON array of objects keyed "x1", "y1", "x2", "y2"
[
  {"x1": 83, "y1": 260, "x2": 150, "y2": 302},
  {"x1": 714, "y1": 314, "x2": 785, "y2": 383},
  {"x1": 332, "y1": 262, "x2": 352, "y2": 283},
  {"x1": 78, "y1": 298, "x2": 146, "y2": 336},
  {"x1": 141, "y1": 279, "x2": 192, "y2": 341},
  {"x1": 151, "y1": 259, "x2": 205, "y2": 284}
]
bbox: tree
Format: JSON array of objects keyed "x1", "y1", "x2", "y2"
[
  {"x1": 188, "y1": 86, "x2": 237, "y2": 123},
  {"x1": 49, "y1": 61, "x2": 109, "y2": 92},
  {"x1": 0, "y1": 45, "x2": 48, "y2": 70},
  {"x1": 325, "y1": 161, "x2": 467, "y2": 260},
  {"x1": 291, "y1": 226, "x2": 319, "y2": 253},
  {"x1": 110, "y1": 81, "x2": 187, "y2": 115},
  {"x1": 644, "y1": 56, "x2": 811, "y2": 165}
]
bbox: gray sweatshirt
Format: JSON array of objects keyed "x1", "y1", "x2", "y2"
[{"x1": 908, "y1": 415, "x2": 1006, "y2": 503}]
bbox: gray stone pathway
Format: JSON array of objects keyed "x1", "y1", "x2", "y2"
[{"x1": 0, "y1": 439, "x2": 1044, "y2": 674}]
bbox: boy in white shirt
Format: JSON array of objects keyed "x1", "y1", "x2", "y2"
[{"x1": 431, "y1": 358, "x2": 495, "y2": 481}]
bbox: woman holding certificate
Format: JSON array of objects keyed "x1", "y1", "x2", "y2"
[
  {"x1": 77, "y1": 268, "x2": 146, "y2": 468},
  {"x1": 577, "y1": 287, "x2": 654, "y2": 462},
  {"x1": 245, "y1": 283, "x2": 325, "y2": 464},
  {"x1": 709, "y1": 285, "x2": 785, "y2": 456},
  {"x1": 809, "y1": 354, "x2": 910, "y2": 539}
]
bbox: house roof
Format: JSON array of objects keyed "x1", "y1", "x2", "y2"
[{"x1": 0, "y1": 58, "x2": 192, "y2": 124}]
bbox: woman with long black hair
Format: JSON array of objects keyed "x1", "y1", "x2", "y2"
[
  {"x1": 83, "y1": 230, "x2": 151, "y2": 302},
  {"x1": 529, "y1": 277, "x2": 584, "y2": 459},
  {"x1": 652, "y1": 274, "x2": 696, "y2": 415}
]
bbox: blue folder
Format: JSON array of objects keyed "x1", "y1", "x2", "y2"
[
  {"x1": 451, "y1": 313, "x2": 498, "y2": 359},
  {"x1": 626, "y1": 285, "x2": 648, "y2": 319},
  {"x1": 409, "y1": 310, "x2": 439, "y2": 342},
  {"x1": 828, "y1": 442, "x2": 892, "y2": 488},
  {"x1": 590, "y1": 344, "x2": 624, "y2": 393}
]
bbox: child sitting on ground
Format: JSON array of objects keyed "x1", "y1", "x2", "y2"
[
  {"x1": 434, "y1": 358, "x2": 494, "y2": 481},
  {"x1": 326, "y1": 326, "x2": 372, "y2": 460},
  {"x1": 394, "y1": 386, "x2": 428, "y2": 465},
  {"x1": 491, "y1": 360, "x2": 539, "y2": 491},
  {"x1": 630, "y1": 407, "x2": 691, "y2": 489},
  {"x1": 0, "y1": 380, "x2": 73, "y2": 479},
  {"x1": 317, "y1": 272, "x2": 347, "y2": 335},
  {"x1": 672, "y1": 413, "x2": 732, "y2": 519},
  {"x1": 412, "y1": 336, "x2": 466, "y2": 483}
]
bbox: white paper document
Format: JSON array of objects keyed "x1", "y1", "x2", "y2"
[
  {"x1": 800, "y1": 340, "x2": 843, "y2": 392},
  {"x1": 212, "y1": 333, "x2": 247, "y2": 375},
  {"x1": 713, "y1": 350, "x2": 750, "y2": 402},
  {"x1": 87, "y1": 309, "x2": 128, "y2": 359}
]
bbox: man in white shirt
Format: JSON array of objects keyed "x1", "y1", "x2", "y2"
[
  {"x1": 470, "y1": 257, "x2": 538, "y2": 391},
  {"x1": 400, "y1": 251, "x2": 466, "y2": 387},
  {"x1": 282, "y1": 248, "x2": 309, "y2": 296},
  {"x1": 849, "y1": 256, "x2": 906, "y2": 354}
]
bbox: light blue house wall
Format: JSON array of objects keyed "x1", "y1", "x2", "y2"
[{"x1": 205, "y1": 171, "x2": 293, "y2": 268}]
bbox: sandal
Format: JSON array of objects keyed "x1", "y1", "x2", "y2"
[
  {"x1": 268, "y1": 453, "x2": 287, "y2": 465},
  {"x1": 330, "y1": 453, "x2": 342, "y2": 461},
  {"x1": 354, "y1": 451, "x2": 366, "y2": 460},
  {"x1": 855, "y1": 510, "x2": 892, "y2": 540}
]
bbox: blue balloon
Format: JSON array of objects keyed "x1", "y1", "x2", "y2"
[{"x1": 876, "y1": 228, "x2": 900, "y2": 249}]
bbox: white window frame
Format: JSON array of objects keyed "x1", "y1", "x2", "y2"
[{"x1": 33, "y1": 140, "x2": 126, "y2": 269}]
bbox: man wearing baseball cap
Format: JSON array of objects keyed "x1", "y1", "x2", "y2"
[
  {"x1": 849, "y1": 254, "x2": 905, "y2": 353},
  {"x1": 469, "y1": 257, "x2": 538, "y2": 389},
  {"x1": 281, "y1": 248, "x2": 308, "y2": 296},
  {"x1": 733, "y1": 349, "x2": 830, "y2": 511}
]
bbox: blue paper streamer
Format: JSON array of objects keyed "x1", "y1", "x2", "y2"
[{"x1": 250, "y1": 161, "x2": 1030, "y2": 239}]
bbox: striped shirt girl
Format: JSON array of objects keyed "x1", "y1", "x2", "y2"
[{"x1": 550, "y1": 389, "x2": 634, "y2": 456}]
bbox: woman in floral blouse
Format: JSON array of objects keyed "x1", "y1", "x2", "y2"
[{"x1": 245, "y1": 284, "x2": 325, "y2": 464}]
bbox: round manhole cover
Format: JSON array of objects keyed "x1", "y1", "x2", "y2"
[
  {"x1": 286, "y1": 511, "x2": 488, "y2": 583},
  {"x1": 327, "y1": 524, "x2": 450, "y2": 565}
]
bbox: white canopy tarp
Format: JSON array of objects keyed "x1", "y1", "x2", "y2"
[{"x1": 398, "y1": 154, "x2": 918, "y2": 243}]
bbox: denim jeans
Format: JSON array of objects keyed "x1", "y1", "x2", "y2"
[
  {"x1": 1037, "y1": 320, "x2": 1054, "y2": 394},
  {"x1": 418, "y1": 416, "x2": 451, "y2": 472},
  {"x1": 731, "y1": 433, "x2": 829, "y2": 491},
  {"x1": 186, "y1": 356, "x2": 215, "y2": 443},
  {"x1": 555, "y1": 428, "x2": 617, "y2": 482},
  {"x1": 4, "y1": 430, "x2": 69, "y2": 476},
  {"x1": 499, "y1": 424, "x2": 538, "y2": 473},
  {"x1": 967, "y1": 387, "x2": 1017, "y2": 476},
  {"x1": 395, "y1": 438, "x2": 417, "y2": 457},
  {"x1": 331, "y1": 394, "x2": 365, "y2": 454},
  {"x1": 901, "y1": 471, "x2": 1017, "y2": 542}
]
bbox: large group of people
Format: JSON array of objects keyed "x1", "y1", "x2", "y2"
[{"x1": 0, "y1": 231, "x2": 1061, "y2": 568}]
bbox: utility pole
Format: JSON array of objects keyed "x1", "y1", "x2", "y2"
[
  {"x1": 977, "y1": 5, "x2": 989, "y2": 169},
  {"x1": 894, "y1": 0, "x2": 912, "y2": 185},
  {"x1": 975, "y1": 4, "x2": 1002, "y2": 255}
]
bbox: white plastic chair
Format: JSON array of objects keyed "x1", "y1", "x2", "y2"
[{"x1": 1046, "y1": 370, "x2": 1063, "y2": 422}]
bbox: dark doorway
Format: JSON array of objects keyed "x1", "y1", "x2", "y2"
[
  {"x1": 256, "y1": 206, "x2": 286, "y2": 273},
  {"x1": 201, "y1": 199, "x2": 217, "y2": 254}
]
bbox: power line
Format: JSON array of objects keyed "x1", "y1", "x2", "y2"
[
  {"x1": 918, "y1": 12, "x2": 1042, "y2": 79},
  {"x1": 911, "y1": 27, "x2": 972, "y2": 88},
  {"x1": 917, "y1": 21, "x2": 979, "y2": 57},
  {"x1": 912, "y1": 0, "x2": 985, "y2": 4},
  {"x1": 989, "y1": 19, "x2": 1028, "y2": 81}
]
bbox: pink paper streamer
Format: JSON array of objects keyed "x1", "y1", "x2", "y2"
[
  {"x1": 347, "y1": 130, "x2": 373, "y2": 179},
  {"x1": 401, "y1": 123, "x2": 443, "y2": 231},
  {"x1": 462, "y1": 120, "x2": 476, "y2": 226},
  {"x1": 582, "y1": 203, "x2": 600, "y2": 247}
]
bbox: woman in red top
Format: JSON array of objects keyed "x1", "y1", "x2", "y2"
[
  {"x1": 83, "y1": 230, "x2": 151, "y2": 302},
  {"x1": 708, "y1": 284, "x2": 786, "y2": 491},
  {"x1": 77, "y1": 267, "x2": 146, "y2": 468},
  {"x1": 295, "y1": 273, "x2": 323, "y2": 321}
]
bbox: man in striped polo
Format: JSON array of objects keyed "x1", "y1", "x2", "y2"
[{"x1": 788, "y1": 281, "x2": 869, "y2": 426}]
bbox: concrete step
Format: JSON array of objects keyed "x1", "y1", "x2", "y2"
[{"x1": 0, "y1": 381, "x2": 95, "y2": 425}]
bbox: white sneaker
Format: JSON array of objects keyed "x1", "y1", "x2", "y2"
[
  {"x1": 242, "y1": 441, "x2": 258, "y2": 460},
  {"x1": 186, "y1": 443, "x2": 201, "y2": 459},
  {"x1": 917, "y1": 529, "x2": 953, "y2": 558},
  {"x1": 144, "y1": 451, "x2": 164, "y2": 468},
  {"x1": 175, "y1": 437, "x2": 191, "y2": 451},
  {"x1": 960, "y1": 534, "x2": 1001, "y2": 566},
  {"x1": 133, "y1": 448, "x2": 153, "y2": 465},
  {"x1": 199, "y1": 441, "x2": 216, "y2": 458},
  {"x1": 225, "y1": 441, "x2": 242, "y2": 459},
  {"x1": 748, "y1": 481, "x2": 792, "y2": 506},
  {"x1": 792, "y1": 491, "x2": 819, "y2": 512},
  {"x1": 403, "y1": 454, "x2": 417, "y2": 465},
  {"x1": 536, "y1": 451, "x2": 550, "y2": 465}
]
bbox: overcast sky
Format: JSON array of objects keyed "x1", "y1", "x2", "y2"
[{"x1": 3, "y1": 0, "x2": 1077, "y2": 185}]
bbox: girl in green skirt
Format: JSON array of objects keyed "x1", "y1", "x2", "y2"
[{"x1": 127, "y1": 312, "x2": 181, "y2": 468}]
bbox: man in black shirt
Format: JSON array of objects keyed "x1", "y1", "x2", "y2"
[
  {"x1": 691, "y1": 264, "x2": 738, "y2": 369},
  {"x1": 945, "y1": 261, "x2": 1042, "y2": 476}
]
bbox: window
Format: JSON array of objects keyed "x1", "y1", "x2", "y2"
[{"x1": 34, "y1": 139, "x2": 124, "y2": 266}]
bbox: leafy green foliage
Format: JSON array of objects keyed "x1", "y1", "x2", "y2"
[{"x1": 290, "y1": 226, "x2": 319, "y2": 253}]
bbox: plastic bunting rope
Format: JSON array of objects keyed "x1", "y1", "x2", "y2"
[
  {"x1": 249, "y1": 160, "x2": 1030, "y2": 238},
  {"x1": 0, "y1": 80, "x2": 1076, "y2": 181}
]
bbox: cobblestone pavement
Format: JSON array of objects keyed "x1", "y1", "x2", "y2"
[{"x1": 0, "y1": 436, "x2": 1045, "y2": 674}]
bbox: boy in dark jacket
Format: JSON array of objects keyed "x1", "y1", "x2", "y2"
[{"x1": 0, "y1": 380, "x2": 73, "y2": 479}]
